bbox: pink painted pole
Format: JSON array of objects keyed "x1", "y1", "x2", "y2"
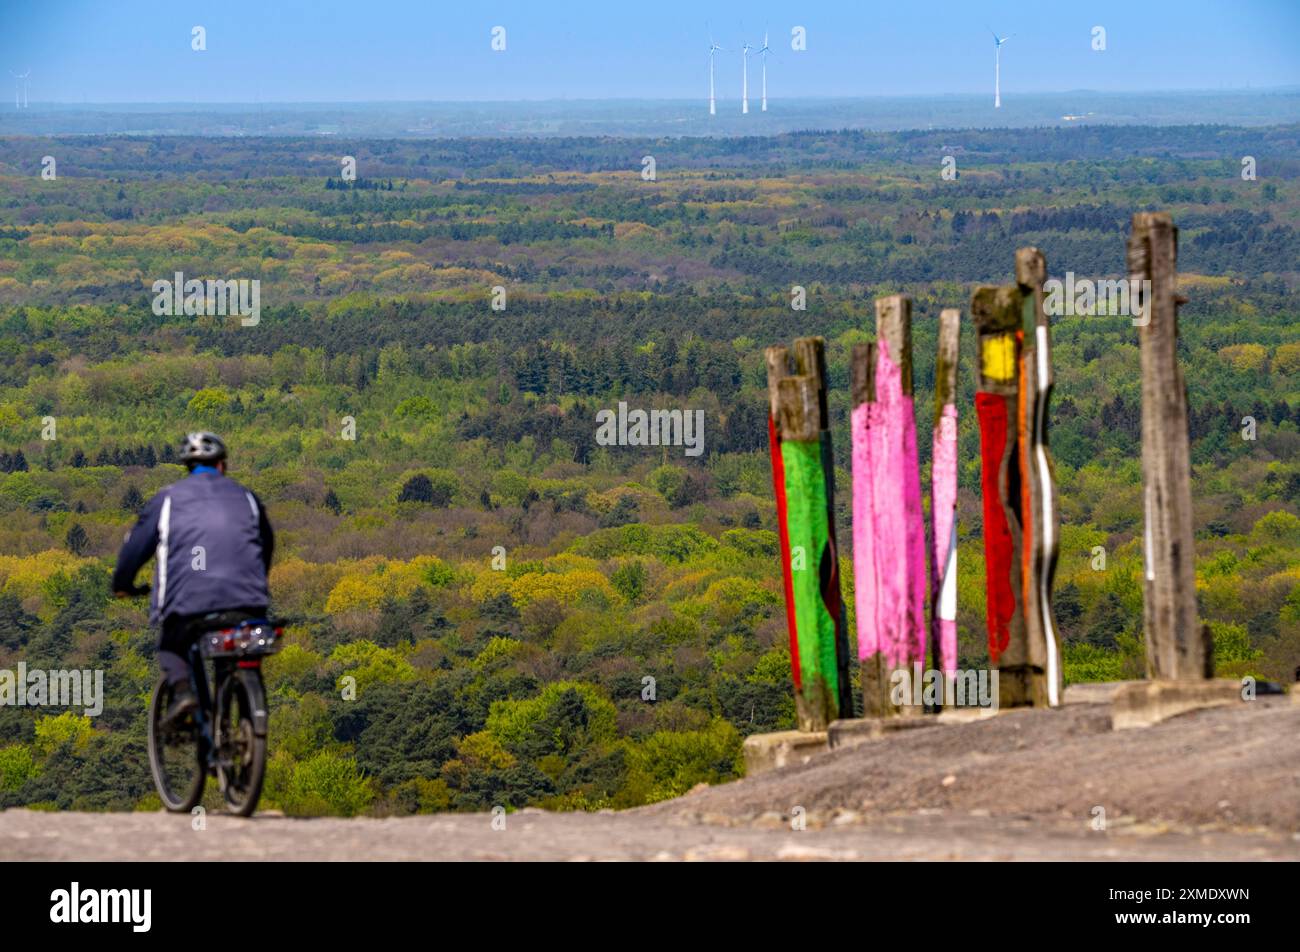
[
  {"x1": 851, "y1": 344, "x2": 879, "y2": 664},
  {"x1": 852, "y1": 295, "x2": 927, "y2": 717}
]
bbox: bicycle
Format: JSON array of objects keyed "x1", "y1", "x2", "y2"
[{"x1": 146, "y1": 610, "x2": 284, "y2": 817}]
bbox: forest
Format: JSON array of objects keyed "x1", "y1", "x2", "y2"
[{"x1": 0, "y1": 123, "x2": 1296, "y2": 815}]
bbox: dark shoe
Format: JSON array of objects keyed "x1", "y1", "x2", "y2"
[{"x1": 162, "y1": 685, "x2": 198, "y2": 726}]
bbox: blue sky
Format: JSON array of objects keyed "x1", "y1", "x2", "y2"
[{"x1": 2, "y1": 0, "x2": 1298, "y2": 103}]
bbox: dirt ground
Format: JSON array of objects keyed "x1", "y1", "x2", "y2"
[{"x1": 3, "y1": 692, "x2": 1298, "y2": 861}]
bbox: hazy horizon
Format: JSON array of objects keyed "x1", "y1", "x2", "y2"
[
  {"x1": 4, "y1": 89, "x2": 1298, "y2": 139},
  {"x1": 11, "y1": 85, "x2": 1300, "y2": 107}
]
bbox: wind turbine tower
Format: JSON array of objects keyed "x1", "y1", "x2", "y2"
[
  {"x1": 708, "y1": 36, "x2": 724, "y2": 116},
  {"x1": 11, "y1": 70, "x2": 30, "y2": 110},
  {"x1": 741, "y1": 39, "x2": 751, "y2": 114},
  {"x1": 758, "y1": 31, "x2": 772, "y2": 112},
  {"x1": 992, "y1": 33, "x2": 1011, "y2": 108}
]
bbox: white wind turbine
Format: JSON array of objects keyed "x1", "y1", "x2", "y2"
[
  {"x1": 757, "y1": 30, "x2": 772, "y2": 112},
  {"x1": 991, "y1": 32, "x2": 1012, "y2": 108},
  {"x1": 11, "y1": 70, "x2": 30, "y2": 109},
  {"x1": 707, "y1": 33, "x2": 724, "y2": 116},
  {"x1": 741, "y1": 38, "x2": 752, "y2": 114}
]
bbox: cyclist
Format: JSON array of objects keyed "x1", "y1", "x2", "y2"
[{"x1": 112, "y1": 432, "x2": 274, "y2": 725}]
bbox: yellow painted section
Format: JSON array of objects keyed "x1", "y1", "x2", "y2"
[{"x1": 981, "y1": 333, "x2": 1017, "y2": 382}]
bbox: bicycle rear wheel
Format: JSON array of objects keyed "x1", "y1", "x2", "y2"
[
  {"x1": 147, "y1": 678, "x2": 205, "y2": 812},
  {"x1": 215, "y1": 669, "x2": 268, "y2": 817}
]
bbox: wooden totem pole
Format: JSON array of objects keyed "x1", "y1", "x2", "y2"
[
  {"x1": 1127, "y1": 212, "x2": 1213, "y2": 679},
  {"x1": 930, "y1": 309, "x2": 961, "y2": 684},
  {"x1": 972, "y1": 248, "x2": 1062, "y2": 708},
  {"x1": 851, "y1": 295, "x2": 927, "y2": 716},
  {"x1": 1016, "y1": 248, "x2": 1063, "y2": 706},
  {"x1": 766, "y1": 338, "x2": 853, "y2": 730}
]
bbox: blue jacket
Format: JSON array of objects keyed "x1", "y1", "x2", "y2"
[{"x1": 111, "y1": 469, "x2": 274, "y2": 625}]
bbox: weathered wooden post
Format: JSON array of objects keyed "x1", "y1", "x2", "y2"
[
  {"x1": 973, "y1": 285, "x2": 1027, "y2": 703},
  {"x1": 791, "y1": 337, "x2": 855, "y2": 721},
  {"x1": 765, "y1": 345, "x2": 800, "y2": 707},
  {"x1": 851, "y1": 296, "x2": 926, "y2": 717},
  {"x1": 1110, "y1": 213, "x2": 1237, "y2": 728},
  {"x1": 764, "y1": 338, "x2": 850, "y2": 731},
  {"x1": 1016, "y1": 249, "x2": 1063, "y2": 707},
  {"x1": 972, "y1": 257, "x2": 1062, "y2": 709},
  {"x1": 850, "y1": 340, "x2": 885, "y2": 714},
  {"x1": 1127, "y1": 212, "x2": 1212, "y2": 681},
  {"x1": 930, "y1": 309, "x2": 961, "y2": 686}
]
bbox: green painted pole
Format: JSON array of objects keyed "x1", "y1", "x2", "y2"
[{"x1": 766, "y1": 338, "x2": 847, "y2": 730}]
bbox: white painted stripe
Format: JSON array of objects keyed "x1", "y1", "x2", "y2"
[
  {"x1": 1037, "y1": 445, "x2": 1059, "y2": 707},
  {"x1": 155, "y1": 494, "x2": 172, "y2": 608},
  {"x1": 939, "y1": 523, "x2": 957, "y2": 621},
  {"x1": 1035, "y1": 325, "x2": 1060, "y2": 707}
]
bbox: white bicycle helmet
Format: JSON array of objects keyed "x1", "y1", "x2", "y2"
[{"x1": 179, "y1": 431, "x2": 227, "y2": 467}]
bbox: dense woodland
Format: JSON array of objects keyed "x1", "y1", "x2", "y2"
[{"x1": 0, "y1": 124, "x2": 1296, "y2": 815}]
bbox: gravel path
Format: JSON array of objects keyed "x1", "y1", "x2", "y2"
[{"x1": 3, "y1": 695, "x2": 1298, "y2": 861}]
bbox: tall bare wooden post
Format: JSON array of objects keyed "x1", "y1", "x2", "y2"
[
  {"x1": 766, "y1": 339, "x2": 851, "y2": 730},
  {"x1": 851, "y1": 296, "x2": 926, "y2": 717},
  {"x1": 1127, "y1": 212, "x2": 1213, "y2": 680}
]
